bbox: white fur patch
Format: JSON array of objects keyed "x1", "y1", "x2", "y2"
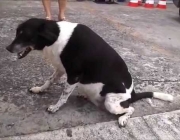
[
  {"x1": 43, "y1": 21, "x2": 78, "y2": 72},
  {"x1": 125, "y1": 80, "x2": 134, "y2": 98},
  {"x1": 104, "y1": 81, "x2": 133, "y2": 115},
  {"x1": 153, "y1": 92, "x2": 173, "y2": 102},
  {"x1": 105, "y1": 94, "x2": 126, "y2": 115},
  {"x1": 77, "y1": 83, "x2": 104, "y2": 106}
]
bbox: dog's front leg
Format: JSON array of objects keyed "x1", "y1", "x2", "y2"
[
  {"x1": 29, "y1": 69, "x2": 64, "y2": 94},
  {"x1": 47, "y1": 82, "x2": 77, "y2": 113}
]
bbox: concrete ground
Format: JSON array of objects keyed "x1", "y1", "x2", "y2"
[{"x1": 0, "y1": 0, "x2": 180, "y2": 139}]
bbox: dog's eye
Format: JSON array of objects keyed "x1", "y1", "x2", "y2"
[{"x1": 18, "y1": 31, "x2": 23, "y2": 35}]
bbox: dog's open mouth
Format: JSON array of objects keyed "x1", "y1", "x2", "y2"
[{"x1": 17, "y1": 47, "x2": 32, "y2": 59}]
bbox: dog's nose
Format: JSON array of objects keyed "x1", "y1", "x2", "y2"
[{"x1": 6, "y1": 45, "x2": 13, "y2": 53}]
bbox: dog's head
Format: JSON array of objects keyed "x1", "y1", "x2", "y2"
[{"x1": 6, "y1": 18, "x2": 59, "y2": 59}]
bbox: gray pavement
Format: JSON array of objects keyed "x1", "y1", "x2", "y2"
[
  {"x1": 2, "y1": 110, "x2": 180, "y2": 140},
  {"x1": 0, "y1": 0, "x2": 180, "y2": 139}
]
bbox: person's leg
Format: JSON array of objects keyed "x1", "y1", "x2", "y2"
[
  {"x1": 42, "y1": 0, "x2": 52, "y2": 20},
  {"x1": 58, "y1": 0, "x2": 67, "y2": 21}
]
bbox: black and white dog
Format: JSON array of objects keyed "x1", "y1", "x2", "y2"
[{"x1": 6, "y1": 18, "x2": 173, "y2": 126}]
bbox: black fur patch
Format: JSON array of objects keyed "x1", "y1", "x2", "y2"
[
  {"x1": 60, "y1": 24, "x2": 132, "y2": 97},
  {"x1": 6, "y1": 18, "x2": 60, "y2": 53}
]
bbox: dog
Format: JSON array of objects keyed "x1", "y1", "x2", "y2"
[{"x1": 6, "y1": 18, "x2": 173, "y2": 126}]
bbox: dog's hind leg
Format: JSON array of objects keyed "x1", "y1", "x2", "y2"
[
  {"x1": 29, "y1": 69, "x2": 64, "y2": 94},
  {"x1": 104, "y1": 93, "x2": 134, "y2": 127},
  {"x1": 47, "y1": 82, "x2": 77, "y2": 113},
  {"x1": 118, "y1": 105, "x2": 134, "y2": 127}
]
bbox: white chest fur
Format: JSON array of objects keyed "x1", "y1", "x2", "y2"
[{"x1": 42, "y1": 21, "x2": 78, "y2": 72}]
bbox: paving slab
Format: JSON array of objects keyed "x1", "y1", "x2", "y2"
[
  {"x1": 0, "y1": 118, "x2": 154, "y2": 140},
  {"x1": 0, "y1": 0, "x2": 180, "y2": 138},
  {"x1": 144, "y1": 110, "x2": 180, "y2": 140},
  {"x1": 2, "y1": 110, "x2": 180, "y2": 140}
]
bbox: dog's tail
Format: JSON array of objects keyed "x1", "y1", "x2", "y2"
[{"x1": 130, "y1": 90, "x2": 173, "y2": 103}]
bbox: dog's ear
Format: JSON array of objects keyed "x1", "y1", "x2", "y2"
[{"x1": 38, "y1": 21, "x2": 59, "y2": 46}]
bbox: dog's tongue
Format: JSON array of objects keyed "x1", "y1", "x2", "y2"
[{"x1": 18, "y1": 47, "x2": 32, "y2": 59}]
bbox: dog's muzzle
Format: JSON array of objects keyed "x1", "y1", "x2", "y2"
[{"x1": 6, "y1": 45, "x2": 32, "y2": 59}]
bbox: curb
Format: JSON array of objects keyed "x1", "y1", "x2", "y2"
[{"x1": 2, "y1": 110, "x2": 180, "y2": 140}]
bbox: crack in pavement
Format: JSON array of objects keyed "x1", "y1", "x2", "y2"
[{"x1": 142, "y1": 117, "x2": 161, "y2": 140}]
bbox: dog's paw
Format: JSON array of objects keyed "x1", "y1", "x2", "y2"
[
  {"x1": 29, "y1": 86, "x2": 42, "y2": 94},
  {"x1": 118, "y1": 115, "x2": 130, "y2": 127},
  {"x1": 47, "y1": 105, "x2": 59, "y2": 113}
]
